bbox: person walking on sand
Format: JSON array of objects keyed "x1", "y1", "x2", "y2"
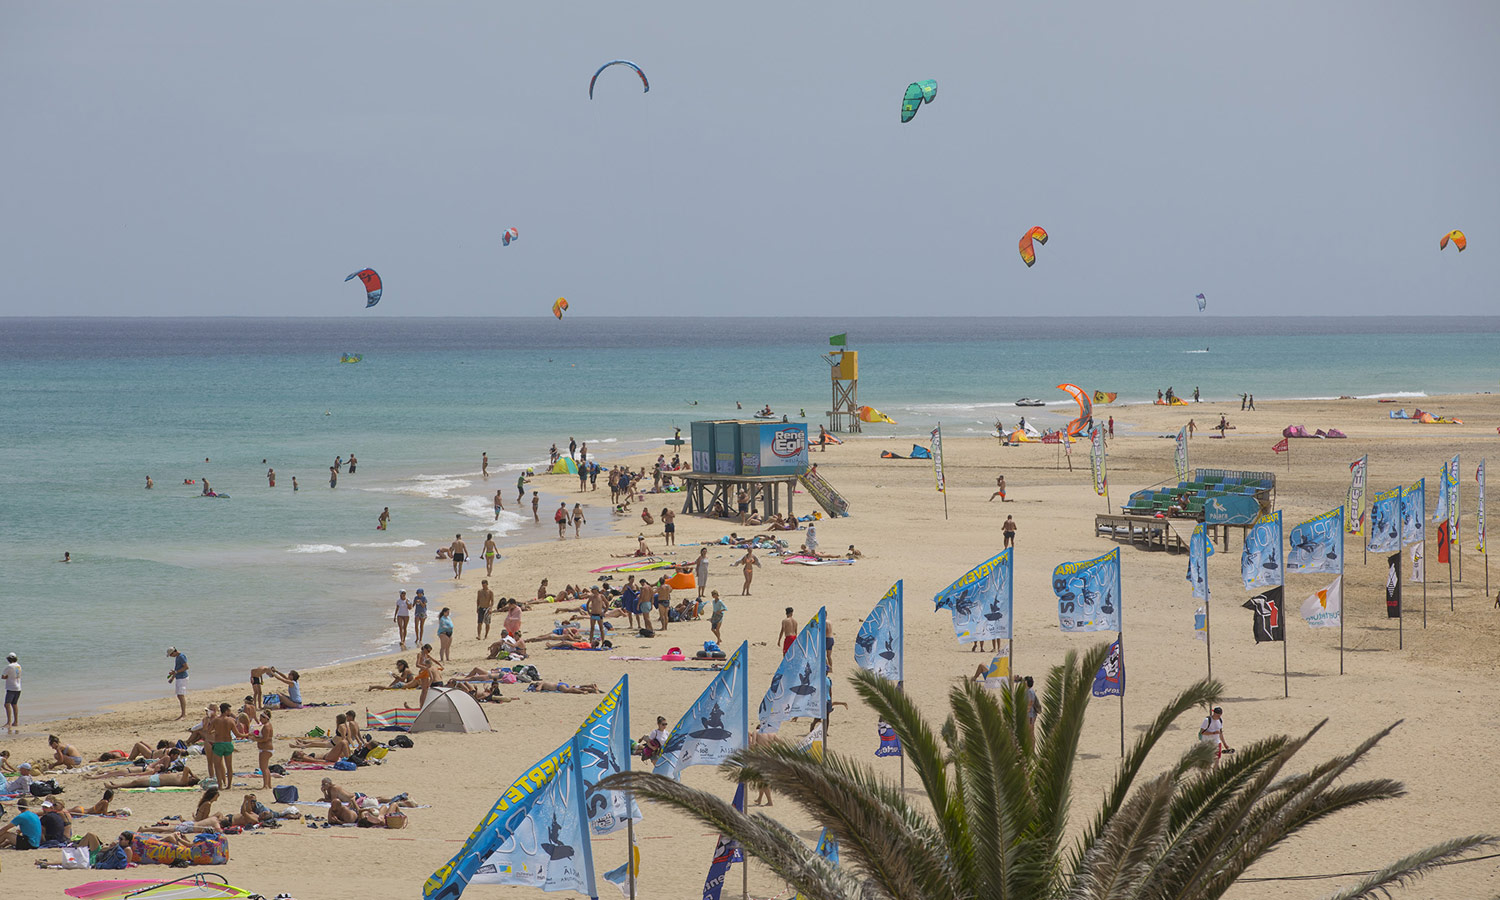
[
  {"x1": 694, "y1": 547, "x2": 710, "y2": 600},
  {"x1": 531, "y1": 490, "x2": 540, "y2": 522},
  {"x1": 662, "y1": 508, "x2": 676, "y2": 545},
  {"x1": 482, "y1": 452, "x2": 489, "y2": 479},
  {"x1": 587, "y1": 590, "x2": 607, "y2": 643},
  {"x1": 517, "y1": 471, "x2": 528, "y2": 504},
  {"x1": 1003, "y1": 515, "x2": 1017, "y2": 548},
  {"x1": 1248, "y1": 393, "x2": 1255, "y2": 410},
  {"x1": 1193, "y1": 386, "x2": 1200, "y2": 402},
  {"x1": 483, "y1": 533, "x2": 499, "y2": 576},
  {"x1": 569, "y1": 437, "x2": 577, "y2": 460},
  {"x1": 449, "y1": 534, "x2": 468, "y2": 578},
  {"x1": 555, "y1": 501, "x2": 569, "y2": 539},
  {"x1": 990, "y1": 475, "x2": 1009, "y2": 502},
  {"x1": 709, "y1": 591, "x2": 727, "y2": 643},
  {"x1": 1187, "y1": 418, "x2": 1196, "y2": 439},
  {"x1": 493, "y1": 489, "x2": 505, "y2": 521},
  {"x1": 736, "y1": 548, "x2": 761, "y2": 595},
  {"x1": 1199, "y1": 706, "x2": 1232, "y2": 764},
  {"x1": 572, "y1": 502, "x2": 586, "y2": 538},
  {"x1": 377, "y1": 507, "x2": 390, "y2": 531},
  {"x1": 476, "y1": 580, "x2": 495, "y2": 641},
  {"x1": 167, "y1": 647, "x2": 189, "y2": 719},
  {"x1": 778, "y1": 608, "x2": 799, "y2": 655},
  {"x1": 267, "y1": 468, "x2": 275, "y2": 487},
  {"x1": 412, "y1": 589, "x2": 428, "y2": 645},
  {"x1": 1240, "y1": 393, "x2": 1247, "y2": 411},
  {"x1": 4, "y1": 653, "x2": 21, "y2": 730},
  {"x1": 394, "y1": 591, "x2": 412, "y2": 649}
]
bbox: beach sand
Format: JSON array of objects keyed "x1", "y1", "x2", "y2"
[{"x1": 7, "y1": 394, "x2": 1499, "y2": 899}]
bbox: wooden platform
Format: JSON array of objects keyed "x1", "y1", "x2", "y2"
[
  {"x1": 678, "y1": 471, "x2": 798, "y2": 519},
  {"x1": 1095, "y1": 514, "x2": 1188, "y2": 553}
]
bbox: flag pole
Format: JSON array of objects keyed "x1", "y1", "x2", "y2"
[
  {"x1": 627, "y1": 817, "x2": 637, "y2": 900},
  {"x1": 1118, "y1": 574, "x2": 1126, "y2": 757},
  {"x1": 1422, "y1": 530, "x2": 1428, "y2": 630},
  {"x1": 1204, "y1": 570, "x2": 1213, "y2": 682},
  {"x1": 1338, "y1": 580, "x2": 1345, "y2": 675},
  {"x1": 1448, "y1": 527, "x2": 1455, "y2": 612}
]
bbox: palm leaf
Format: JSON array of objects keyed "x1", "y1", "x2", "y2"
[{"x1": 1320, "y1": 834, "x2": 1499, "y2": 900}]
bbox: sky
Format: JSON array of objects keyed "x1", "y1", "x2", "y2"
[{"x1": 2, "y1": 2, "x2": 1496, "y2": 317}]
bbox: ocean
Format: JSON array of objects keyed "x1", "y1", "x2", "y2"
[{"x1": 2, "y1": 316, "x2": 1496, "y2": 718}]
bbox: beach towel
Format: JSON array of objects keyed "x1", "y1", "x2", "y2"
[
  {"x1": 285, "y1": 762, "x2": 339, "y2": 770},
  {"x1": 780, "y1": 555, "x2": 855, "y2": 566},
  {"x1": 120, "y1": 786, "x2": 199, "y2": 793},
  {"x1": 607, "y1": 655, "x2": 665, "y2": 661},
  {"x1": 133, "y1": 833, "x2": 228, "y2": 866}
]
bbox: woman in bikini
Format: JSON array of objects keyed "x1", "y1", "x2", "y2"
[
  {"x1": 255, "y1": 710, "x2": 275, "y2": 790},
  {"x1": 483, "y1": 534, "x2": 500, "y2": 576},
  {"x1": 66, "y1": 788, "x2": 116, "y2": 816}
]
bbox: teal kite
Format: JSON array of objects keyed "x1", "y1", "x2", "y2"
[{"x1": 901, "y1": 80, "x2": 937, "y2": 123}]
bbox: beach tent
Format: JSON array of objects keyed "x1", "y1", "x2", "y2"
[
  {"x1": 549, "y1": 457, "x2": 579, "y2": 475},
  {"x1": 410, "y1": 687, "x2": 491, "y2": 734}
]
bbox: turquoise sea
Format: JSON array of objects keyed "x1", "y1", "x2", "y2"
[{"x1": 2, "y1": 316, "x2": 1496, "y2": 718}]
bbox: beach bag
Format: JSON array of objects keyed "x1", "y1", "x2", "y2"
[
  {"x1": 31, "y1": 779, "x2": 64, "y2": 797},
  {"x1": 272, "y1": 786, "x2": 299, "y2": 804},
  {"x1": 555, "y1": 508, "x2": 567, "y2": 522},
  {"x1": 385, "y1": 811, "x2": 407, "y2": 830},
  {"x1": 94, "y1": 843, "x2": 130, "y2": 870},
  {"x1": 263, "y1": 694, "x2": 281, "y2": 709},
  {"x1": 500, "y1": 672, "x2": 517, "y2": 684},
  {"x1": 61, "y1": 847, "x2": 91, "y2": 869},
  {"x1": 333, "y1": 760, "x2": 357, "y2": 771},
  {"x1": 199, "y1": 778, "x2": 220, "y2": 792},
  {"x1": 389, "y1": 735, "x2": 414, "y2": 749}
]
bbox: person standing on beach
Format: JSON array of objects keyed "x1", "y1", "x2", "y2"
[
  {"x1": 412, "y1": 589, "x2": 428, "y2": 645},
  {"x1": 483, "y1": 533, "x2": 499, "y2": 576},
  {"x1": 1240, "y1": 393, "x2": 1247, "y2": 411},
  {"x1": 436, "y1": 608, "x2": 454, "y2": 661},
  {"x1": 736, "y1": 548, "x2": 760, "y2": 595},
  {"x1": 449, "y1": 534, "x2": 468, "y2": 578},
  {"x1": 709, "y1": 591, "x2": 727, "y2": 643},
  {"x1": 1107, "y1": 416, "x2": 1114, "y2": 437},
  {"x1": 569, "y1": 437, "x2": 577, "y2": 460},
  {"x1": 1248, "y1": 394, "x2": 1255, "y2": 410},
  {"x1": 1193, "y1": 386, "x2": 1200, "y2": 402},
  {"x1": 476, "y1": 580, "x2": 495, "y2": 641},
  {"x1": 1187, "y1": 419, "x2": 1197, "y2": 439},
  {"x1": 4, "y1": 653, "x2": 21, "y2": 730},
  {"x1": 377, "y1": 507, "x2": 390, "y2": 531},
  {"x1": 531, "y1": 490, "x2": 540, "y2": 522},
  {"x1": 167, "y1": 648, "x2": 189, "y2": 719},
  {"x1": 694, "y1": 547, "x2": 710, "y2": 600},
  {"x1": 778, "y1": 608, "x2": 798, "y2": 655},
  {"x1": 638, "y1": 579, "x2": 656, "y2": 629},
  {"x1": 556, "y1": 502, "x2": 569, "y2": 539},
  {"x1": 347, "y1": 453, "x2": 357, "y2": 474},
  {"x1": 517, "y1": 472, "x2": 528, "y2": 504},
  {"x1": 1003, "y1": 515, "x2": 1017, "y2": 548},
  {"x1": 1024, "y1": 676, "x2": 1040, "y2": 740},
  {"x1": 482, "y1": 453, "x2": 489, "y2": 479},
  {"x1": 662, "y1": 508, "x2": 676, "y2": 545},
  {"x1": 655, "y1": 577, "x2": 673, "y2": 631},
  {"x1": 492, "y1": 489, "x2": 506, "y2": 523},
  {"x1": 254, "y1": 711, "x2": 274, "y2": 790},
  {"x1": 579, "y1": 461, "x2": 589, "y2": 492},
  {"x1": 586, "y1": 590, "x2": 607, "y2": 643},
  {"x1": 267, "y1": 468, "x2": 275, "y2": 487},
  {"x1": 806, "y1": 523, "x2": 819, "y2": 557},
  {"x1": 580, "y1": 442, "x2": 588, "y2": 466},
  {"x1": 572, "y1": 502, "x2": 586, "y2": 538},
  {"x1": 205, "y1": 704, "x2": 236, "y2": 790},
  {"x1": 394, "y1": 590, "x2": 412, "y2": 649}
]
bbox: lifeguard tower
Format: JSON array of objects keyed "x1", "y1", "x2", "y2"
[{"x1": 822, "y1": 345, "x2": 859, "y2": 433}]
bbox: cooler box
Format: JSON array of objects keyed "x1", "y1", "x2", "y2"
[{"x1": 740, "y1": 422, "x2": 809, "y2": 476}]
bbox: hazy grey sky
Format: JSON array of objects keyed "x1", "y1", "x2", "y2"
[{"x1": 3, "y1": 2, "x2": 1495, "y2": 316}]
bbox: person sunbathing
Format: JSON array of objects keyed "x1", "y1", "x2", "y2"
[
  {"x1": 486, "y1": 633, "x2": 527, "y2": 659},
  {"x1": 525, "y1": 682, "x2": 601, "y2": 694},
  {"x1": 229, "y1": 793, "x2": 275, "y2": 827},
  {"x1": 327, "y1": 797, "x2": 361, "y2": 825},
  {"x1": 763, "y1": 516, "x2": 799, "y2": 531},
  {"x1": 368, "y1": 660, "x2": 415, "y2": 690},
  {"x1": 289, "y1": 736, "x2": 349, "y2": 764},
  {"x1": 141, "y1": 816, "x2": 228, "y2": 838},
  {"x1": 320, "y1": 778, "x2": 413, "y2": 808},
  {"x1": 104, "y1": 767, "x2": 201, "y2": 790},
  {"x1": 356, "y1": 801, "x2": 407, "y2": 828},
  {"x1": 451, "y1": 679, "x2": 510, "y2": 703},
  {"x1": 67, "y1": 789, "x2": 117, "y2": 816},
  {"x1": 87, "y1": 749, "x2": 186, "y2": 780}
]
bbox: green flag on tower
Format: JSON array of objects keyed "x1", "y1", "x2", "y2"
[{"x1": 829, "y1": 333, "x2": 847, "y2": 346}]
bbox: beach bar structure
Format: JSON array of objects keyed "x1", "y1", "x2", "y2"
[
  {"x1": 682, "y1": 420, "x2": 811, "y2": 518},
  {"x1": 1097, "y1": 469, "x2": 1276, "y2": 552}
]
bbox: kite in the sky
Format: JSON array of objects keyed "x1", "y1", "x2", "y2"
[
  {"x1": 345, "y1": 268, "x2": 382, "y2": 308},
  {"x1": 1019, "y1": 227, "x2": 1049, "y2": 267},
  {"x1": 1440, "y1": 230, "x2": 1466, "y2": 252},
  {"x1": 589, "y1": 60, "x2": 649, "y2": 99},
  {"x1": 502, "y1": 228, "x2": 519, "y2": 247},
  {"x1": 553, "y1": 297, "x2": 569, "y2": 320},
  {"x1": 901, "y1": 80, "x2": 937, "y2": 123},
  {"x1": 1195, "y1": 293, "x2": 1207, "y2": 312}
]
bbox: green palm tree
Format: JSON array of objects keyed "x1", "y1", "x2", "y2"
[{"x1": 601, "y1": 643, "x2": 1493, "y2": 900}]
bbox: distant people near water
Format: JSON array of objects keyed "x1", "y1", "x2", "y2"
[
  {"x1": 493, "y1": 489, "x2": 505, "y2": 521},
  {"x1": 334, "y1": 456, "x2": 343, "y2": 473},
  {"x1": 531, "y1": 491, "x2": 540, "y2": 522},
  {"x1": 145, "y1": 475, "x2": 153, "y2": 489},
  {"x1": 1003, "y1": 515, "x2": 1017, "y2": 548},
  {"x1": 267, "y1": 468, "x2": 275, "y2": 487},
  {"x1": 517, "y1": 471, "x2": 529, "y2": 504},
  {"x1": 60, "y1": 551, "x2": 71, "y2": 563},
  {"x1": 483, "y1": 533, "x2": 499, "y2": 576},
  {"x1": 1248, "y1": 394, "x2": 1255, "y2": 410},
  {"x1": 394, "y1": 591, "x2": 412, "y2": 649},
  {"x1": 1158, "y1": 390, "x2": 1164, "y2": 403},
  {"x1": 1107, "y1": 416, "x2": 1114, "y2": 437},
  {"x1": 574, "y1": 502, "x2": 587, "y2": 537},
  {"x1": 347, "y1": 453, "x2": 357, "y2": 474},
  {"x1": 449, "y1": 534, "x2": 468, "y2": 579},
  {"x1": 292, "y1": 476, "x2": 299, "y2": 492},
  {"x1": 167, "y1": 647, "x2": 189, "y2": 719},
  {"x1": 4, "y1": 652, "x2": 21, "y2": 730},
  {"x1": 1193, "y1": 386, "x2": 1200, "y2": 402},
  {"x1": 556, "y1": 502, "x2": 570, "y2": 539},
  {"x1": 329, "y1": 466, "x2": 338, "y2": 489},
  {"x1": 412, "y1": 589, "x2": 428, "y2": 645},
  {"x1": 568, "y1": 437, "x2": 577, "y2": 460},
  {"x1": 377, "y1": 507, "x2": 390, "y2": 531},
  {"x1": 482, "y1": 452, "x2": 489, "y2": 479},
  {"x1": 1240, "y1": 393, "x2": 1247, "y2": 411}
]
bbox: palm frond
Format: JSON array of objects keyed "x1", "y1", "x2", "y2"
[
  {"x1": 1318, "y1": 833, "x2": 1499, "y2": 900},
  {"x1": 1069, "y1": 772, "x2": 1175, "y2": 900}
]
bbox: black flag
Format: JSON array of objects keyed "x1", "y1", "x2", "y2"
[
  {"x1": 1242, "y1": 587, "x2": 1285, "y2": 643},
  {"x1": 1386, "y1": 552, "x2": 1402, "y2": 618}
]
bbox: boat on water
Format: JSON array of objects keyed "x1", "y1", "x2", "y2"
[
  {"x1": 66, "y1": 874, "x2": 258, "y2": 900},
  {"x1": 340, "y1": 354, "x2": 363, "y2": 363}
]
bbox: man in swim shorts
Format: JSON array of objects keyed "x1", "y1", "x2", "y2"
[
  {"x1": 476, "y1": 579, "x2": 495, "y2": 641},
  {"x1": 4, "y1": 652, "x2": 21, "y2": 729},
  {"x1": 450, "y1": 534, "x2": 468, "y2": 579},
  {"x1": 205, "y1": 703, "x2": 237, "y2": 790},
  {"x1": 493, "y1": 490, "x2": 504, "y2": 521},
  {"x1": 1003, "y1": 515, "x2": 1017, "y2": 548},
  {"x1": 779, "y1": 608, "x2": 798, "y2": 655},
  {"x1": 586, "y1": 590, "x2": 607, "y2": 643}
]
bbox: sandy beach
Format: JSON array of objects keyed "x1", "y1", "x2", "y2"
[{"x1": 7, "y1": 394, "x2": 1499, "y2": 900}]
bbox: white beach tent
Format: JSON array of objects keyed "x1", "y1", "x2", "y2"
[{"x1": 410, "y1": 687, "x2": 492, "y2": 734}]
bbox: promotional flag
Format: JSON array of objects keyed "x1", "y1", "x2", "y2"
[
  {"x1": 655, "y1": 642, "x2": 749, "y2": 780},
  {"x1": 1194, "y1": 606, "x2": 1207, "y2": 642},
  {"x1": 700, "y1": 784, "x2": 746, "y2": 900},
  {"x1": 1346, "y1": 456, "x2": 1368, "y2": 535},
  {"x1": 1447, "y1": 453, "x2": 1460, "y2": 535},
  {"x1": 602, "y1": 836, "x2": 640, "y2": 898},
  {"x1": 1411, "y1": 541, "x2": 1425, "y2": 584},
  {"x1": 1242, "y1": 587, "x2": 1285, "y2": 643},
  {"x1": 1299, "y1": 576, "x2": 1342, "y2": 628},
  {"x1": 794, "y1": 829, "x2": 841, "y2": 900},
  {"x1": 1386, "y1": 553, "x2": 1402, "y2": 618},
  {"x1": 1272, "y1": 438, "x2": 1289, "y2": 455},
  {"x1": 1366, "y1": 488, "x2": 1401, "y2": 553},
  {"x1": 1287, "y1": 507, "x2": 1344, "y2": 575},
  {"x1": 979, "y1": 651, "x2": 1010, "y2": 689},
  {"x1": 1187, "y1": 523, "x2": 1216, "y2": 599},
  {"x1": 758, "y1": 609, "x2": 828, "y2": 730},
  {"x1": 1437, "y1": 520, "x2": 1451, "y2": 564},
  {"x1": 1091, "y1": 640, "x2": 1125, "y2": 697},
  {"x1": 424, "y1": 739, "x2": 597, "y2": 899},
  {"x1": 1478, "y1": 459, "x2": 1487, "y2": 554},
  {"x1": 1240, "y1": 511, "x2": 1283, "y2": 590},
  {"x1": 875, "y1": 721, "x2": 903, "y2": 757},
  {"x1": 933, "y1": 550, "x2": 1013, "y2": 644},
  {"x1": 576, "y1": 676, "x2": 640, "y2": 836},
  {"x1": 931, "y1": 425, "x2": 945, "y2": 494},
  {"x1": 1054, "y1": 547, "x2": 1122, "y2": 632},
  {"x1": 1090, "y1": 425, "x2": 1107, "y2": 496},
  {"x1": 854, "y1": 581, "x2": 902, "y2": 682},
  {"x1": 1401, "y1": 478, "x2": 1425, "y2": 546},
  {"x1": 1174, "y1": 427, "x2": 1189, "y2": 481},
  {"x1": 828, "y1": 333, "x2": 847, "y2": 347}
]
